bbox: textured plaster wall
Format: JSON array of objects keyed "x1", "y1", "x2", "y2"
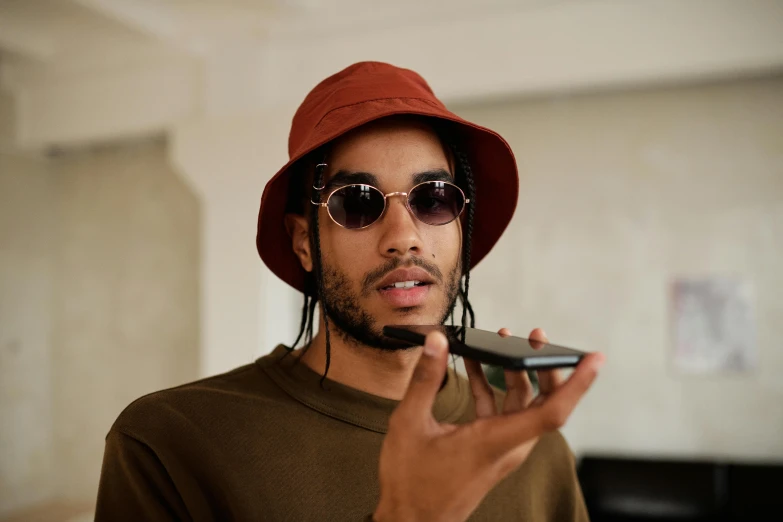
[
  {"x1": 455, "y1": 76, "x2": 783, "y2": 459},
  {"x1": 0, "y1": 138, "x2": 200, "y2": 515}
]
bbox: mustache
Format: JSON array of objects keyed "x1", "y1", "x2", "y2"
[{"x1": 361, "y1": 257, "x2": 444, "y2": 296}]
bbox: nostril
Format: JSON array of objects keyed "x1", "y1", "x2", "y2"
[{"x1": 386, "y1": 245, "x2": 419, "y2": 255}]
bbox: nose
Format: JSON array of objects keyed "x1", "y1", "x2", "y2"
[{"x1": 377, "y1": 195, "x2": 423, "y2": 258}]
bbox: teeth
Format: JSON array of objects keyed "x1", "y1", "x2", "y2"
[{"x1": 392, "y1": 280, "x2": 420, "y2": 289}]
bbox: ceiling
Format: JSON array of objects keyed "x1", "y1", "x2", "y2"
[
  {"x1": 2, "y1": 0, "x2": 781, "y2": 151},
  {"x1": 0, "y1": 0, "x2": 277, "y2": 63},
  {"x1": 0, "y1": 0, "x2": 550, "y2": 67}
]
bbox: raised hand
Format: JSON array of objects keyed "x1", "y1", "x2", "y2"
[{"x1": 373, "y1": 329, "x2": 604, "y2": 522}]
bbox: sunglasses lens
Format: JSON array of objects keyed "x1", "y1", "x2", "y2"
[
  {"x1": 327, "y1": 185, "x2": 385, "y2": 229},
  {"x1": 409, "y1": 182, "x2": 465, "y2": 225}
]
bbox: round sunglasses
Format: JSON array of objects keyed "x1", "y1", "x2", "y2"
[{"x1": 312, "y1": 180, "x2": 470, "y2": 229}]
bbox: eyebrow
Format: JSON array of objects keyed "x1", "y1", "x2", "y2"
[
  {"x1": 323, "y1": 171, "x2": 379, "y2": 192},
  {"x1": 412, "y1": 169, "x2": 453, "y2": 185},
  {"x1": 324, "y1": 168, "x2": 453, "y2": 192}
]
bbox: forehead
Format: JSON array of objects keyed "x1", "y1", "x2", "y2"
[{"x1": 326, "y1": 118, "x2": 451, "y2": 183}]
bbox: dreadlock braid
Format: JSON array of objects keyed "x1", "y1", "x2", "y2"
[
  {"x1": 452, "y1": 144, "x2": 477, "y2": 328},
  {"x1": 306, "y1": 289, "x2": 317, "y2": 346},
  {"x1": 310, "y1": 162, "x2": 333, "y2": 387},
  {"x1": 290, "y1": 292, "x2": 311, "y2": 351},
  {"x1": 288, "y1": 283, "x2": 318, "y2": 351}
]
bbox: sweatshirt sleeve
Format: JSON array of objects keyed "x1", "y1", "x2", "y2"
[
  {"x1": 95, "y1": 429, "x2": 192, "y2": 522},
  {"x1": 565, "y1": 464, "x2": 590, "y2": 522},
  {"x1": 554, "y1": 436, "x2": 591, "y2": 522}
]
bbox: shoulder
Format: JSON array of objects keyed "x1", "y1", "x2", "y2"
[
  {"x1": 533, "y1": 430, "x2": 577, "y2": 467},
  {"x1": 522, "y1": 429, "x2": 581, "y2": 495},
  {"x1": 109, "y1": 359, "x2": 278, "y2": 445}
]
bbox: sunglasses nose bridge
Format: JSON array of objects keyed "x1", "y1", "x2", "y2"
[{"x1": 384, "y1": 191, "x2": 414, "y2": 217}]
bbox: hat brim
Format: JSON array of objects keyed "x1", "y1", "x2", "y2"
[{"x1": 257, "y1": 97, "x2": 518, "y2": 294}]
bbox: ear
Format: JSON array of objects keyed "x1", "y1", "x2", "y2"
[{"x1": 285, "y1": 213, "x2": 313, "y2": 272}]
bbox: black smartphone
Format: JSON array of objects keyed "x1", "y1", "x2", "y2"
[{"x1": 382, "y1": 325, "x2": 587, "y2": 370}]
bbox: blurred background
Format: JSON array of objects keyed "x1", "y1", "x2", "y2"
[{"x1": 1, "y1": 0, "x2": 782, "y2": 520}]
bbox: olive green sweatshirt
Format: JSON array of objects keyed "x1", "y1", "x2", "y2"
[{"x1": 96, "y1": 345, "x2": 589, "y2": 521}]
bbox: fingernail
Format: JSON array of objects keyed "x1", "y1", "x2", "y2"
[
  {"x1": 423, "y1": 342, "x2": 440, "y2": 357},
  {"x1": 540, "y1": 329, "x2": 548, "y2": 340},
  {"x1": 423, "y1": 333, "x2": 445, "y2": 357},
  {"x1": 595, "y1": 353, "x2": 606, "y2": 369}
]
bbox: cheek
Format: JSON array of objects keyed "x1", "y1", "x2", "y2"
[
  {"x1": 320, "y1": 225, "x2": 374, "y2": 273},
  {"x1": 426, "y1": 223, "x2": 462, "y2": 264}
]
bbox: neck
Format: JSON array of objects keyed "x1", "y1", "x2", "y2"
[{"x1": 297, "y1": 322, "x2": 422, "y2": 401}]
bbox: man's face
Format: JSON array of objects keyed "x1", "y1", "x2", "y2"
[{"x1": 300, "y1": 119, "x2": 463, "y2": 349}]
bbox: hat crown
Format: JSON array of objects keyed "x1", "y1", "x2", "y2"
[{"x1": 288, "y1": 62, "x2": 444, "y2": 158}]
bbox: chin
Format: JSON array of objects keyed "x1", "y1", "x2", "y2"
[{"x1": 382, "y1": 306, "x2": 443, "y2": 326}]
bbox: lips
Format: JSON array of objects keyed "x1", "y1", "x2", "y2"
[
  {"x1": 376, "y1": 267, "x2": 435, "y2": 308},
  {"x1": 376, "y1": 268, "x2": 435, "y2": 291},
  {"x1": 378, "y1": 284, "x2": 431, "y2": 308}
]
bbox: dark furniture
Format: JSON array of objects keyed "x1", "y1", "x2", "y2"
[{"x1": 577, "y1": 455, "x2": 783, "y2": 521}]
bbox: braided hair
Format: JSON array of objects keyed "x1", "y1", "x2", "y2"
[
  {"x1": 310, "y1": 161, "x2": 334, "y2": 386},
  {"x1": 286, "y1": 130, "x2": 477, "y2": 383},
  {"x1": 452, "y1": 144, "x2": 476, "y2": 329}
]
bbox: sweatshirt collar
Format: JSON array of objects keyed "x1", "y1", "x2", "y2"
[{"x1": 259, "y1": 345, "x2": 470, "y2": 434}]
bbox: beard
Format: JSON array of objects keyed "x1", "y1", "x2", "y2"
[{"x1": 320, "y1": 256, "x2": 461, "y2": 351}]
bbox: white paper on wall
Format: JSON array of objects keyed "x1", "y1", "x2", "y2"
[{"x1": 671, "y1": 277, "x2": 756, "y2": 374}]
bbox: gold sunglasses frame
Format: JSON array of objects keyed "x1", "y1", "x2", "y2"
[{"x1": 311, "y1": 180, "x2": 471, "y2": 230}]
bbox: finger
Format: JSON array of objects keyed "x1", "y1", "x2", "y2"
[
  {"x1": 496, "y1": 328, "x2": 534, "y2": 412},
  {"x1": 464, "y1": 358, "x2": 497, "y2": 418},
  {"x1": 502, "y1": 369, "x2": 534, "y2": 412},
  {"x1": 528, "y1": 328, "x2": 547, "y2": 345},
  {"x1": 528, "y1": 328, "x2": 564, "y2": 395},
  {"x1": 482, "y1": 352, "x2": 605, "y2": 457},
  {"x1": 537, "y1": 368, "x2": 564, "y2": 395},
  {"x1": 395, "y1": 331, "x2": 450, "y2": 425}
]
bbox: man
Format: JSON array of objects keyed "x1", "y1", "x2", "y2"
[{"x1": 96, "y1": 61, "x2": 604, "y2": 521}]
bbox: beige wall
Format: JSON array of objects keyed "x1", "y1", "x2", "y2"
[
  {"x1": 455, "y1": 76, "x2": 783, "y2": 460},
  {"x1": 51, "y1": 139, "x2": 201, "y2": 502},
  {"x1": 0, "y1": 152, "x2": 56, "y2": 516},
  {"x1": 0, "y1": 91, "x2": 14, "y2": 151},
  {"x1": 0, "y1": 138, "x2": 200, "y2": 516}
]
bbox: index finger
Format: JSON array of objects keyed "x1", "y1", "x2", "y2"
[{"x1": 480, "y1": 352, "x2": 605, "y2": 457}]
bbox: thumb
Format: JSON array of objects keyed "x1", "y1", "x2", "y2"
[{"x1": 397, "y1": 331, "x2": 450, "y2": 424}]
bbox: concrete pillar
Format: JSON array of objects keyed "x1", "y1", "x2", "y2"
[{"x1": 170, "y1": 109, "x2": 300, "y2": 376}]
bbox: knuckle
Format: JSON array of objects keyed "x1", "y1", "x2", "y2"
[
  {"x1": 468, "y1": 419, "x2": 490, "y2": 439},
  {"x1": 468, "y1": 421, "x2": 502, "y2": 460},
  {"x1": 459, "y1": 420, "x2": 487, "y2": 449}
]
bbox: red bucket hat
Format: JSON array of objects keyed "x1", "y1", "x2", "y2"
[{"x1": 256, "y1": 61, "x2": 518, "y2": 293}]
